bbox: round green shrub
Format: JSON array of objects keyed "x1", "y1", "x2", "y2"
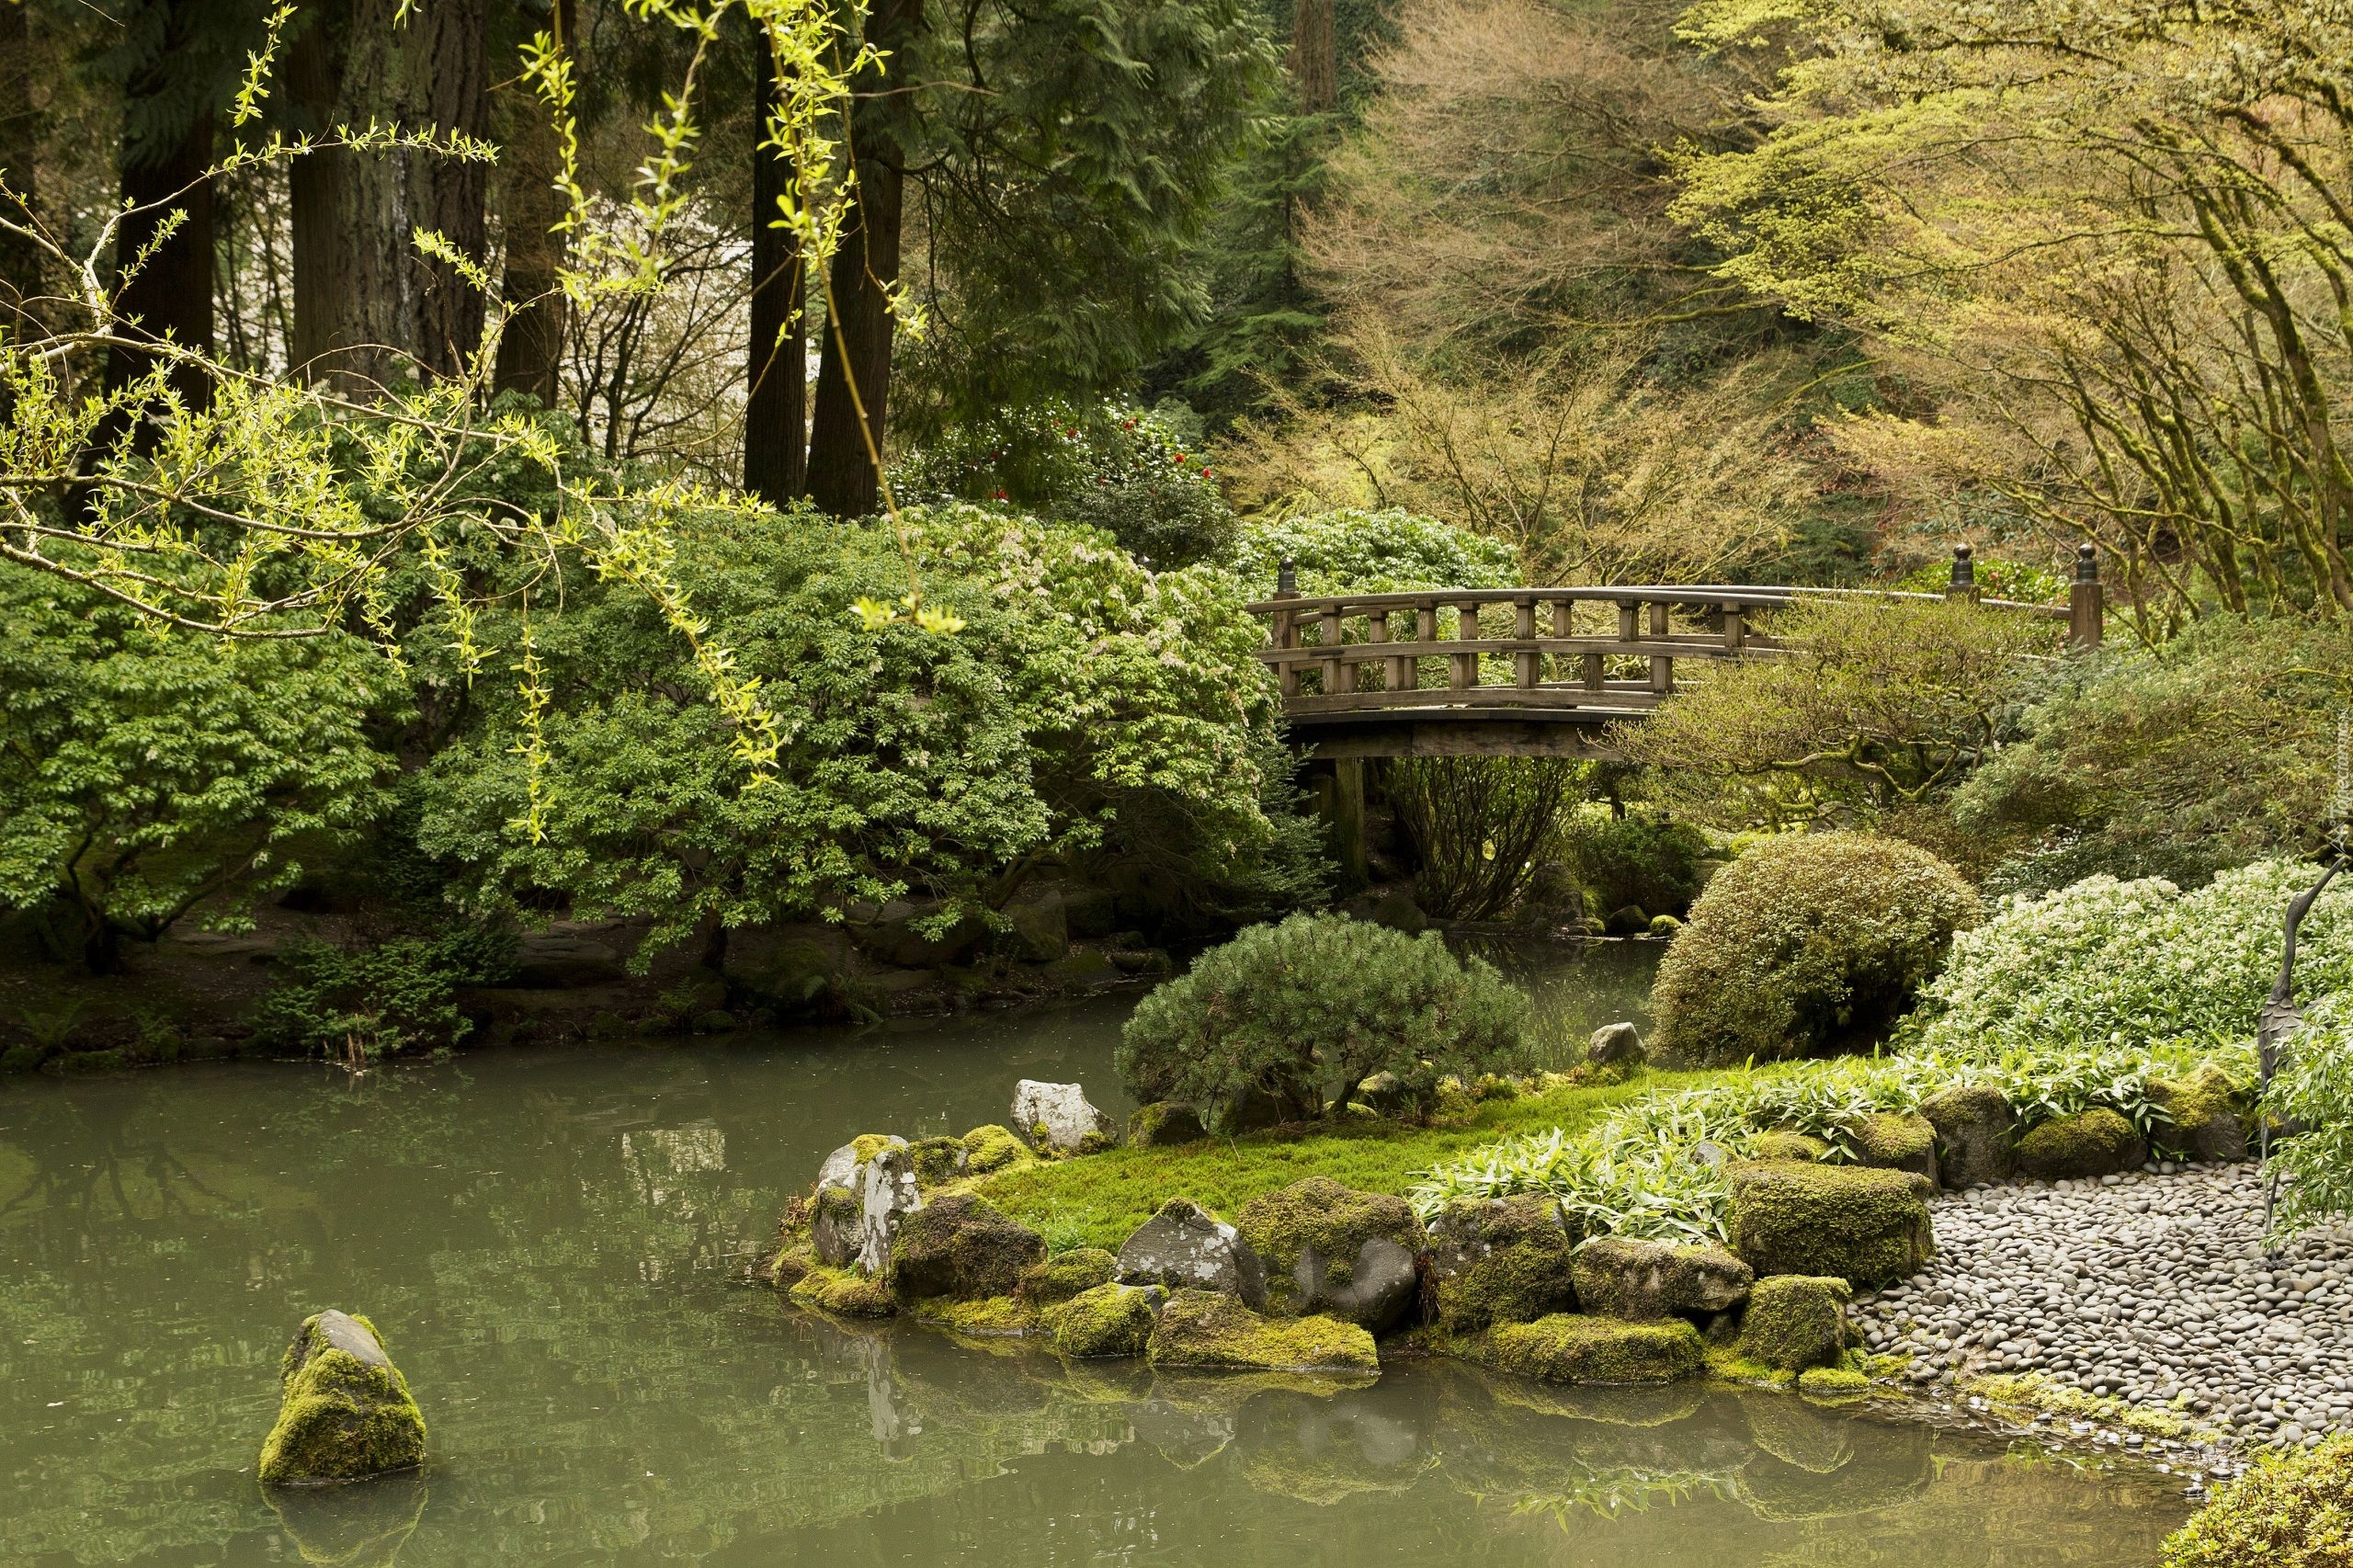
[
  {"x1": 1651, "y1": 833, "x2": 1978, "y2": 1065},
  {"x1": 1116, "y1": 913, "x2": 1531, "y2": 1122},
  {"x1": 2161, "y1": 1433, "x2": 2353, "y2": 1567}
]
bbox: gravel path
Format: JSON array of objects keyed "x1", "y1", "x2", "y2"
[{"x1": 1849, "y1": 1162, "x2": 2353, "y2": 1462}]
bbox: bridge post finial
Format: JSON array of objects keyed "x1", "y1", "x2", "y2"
[
  {"x1": 1947, "y1": 544, "x2": 1977, "y2": 603},
  {"x1": 1276, "y1": 557, "x2": 1299, "y2": 598},
  {"x1": 2069, "y1": 543, "x2": 2104, "y2": 650}
]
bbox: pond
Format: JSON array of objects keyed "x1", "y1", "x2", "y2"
[{"x1": 0, "y1": 944, "x2": 2188, "y2": 1566}]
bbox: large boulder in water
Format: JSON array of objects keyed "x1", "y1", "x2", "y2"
[
  {"x1": 257, "y1": 1311, "x2": 427, "y2": 1484},
  {"x1": 1237, "y1": 1176, "x2": 1426, "y2": 1331},
  {"x1": 1145, "y1": 1290, "x2": 1378, "y2": 1373},
  {"x1": 1012, "y1": 1079, "x2": 1115, "y2": 1154},
  {"x1": 1116, "y1": 1198, "x2": 1268, "y2": 1311},
  {"x1": 1426, "y1": 1196, "x2": 1580, "y2": 1333},
  {"x1": 890, "y1": 1193, "x2": 1047, "y2": 1301}
]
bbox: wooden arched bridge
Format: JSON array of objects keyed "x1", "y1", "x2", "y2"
[{"x1": 1248, "y1": 545, "x2": 2107, "y2": 760}]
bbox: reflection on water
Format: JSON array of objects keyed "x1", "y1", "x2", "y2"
[{"x1": 0, "y1": 974, "x2": 2185, "y2": 1565}]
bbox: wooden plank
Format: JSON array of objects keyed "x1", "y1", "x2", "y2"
[
  {"x1": 1648, "y1": 601, "x2": 1673, "y2": 694},
  {"x1": 1282, "y1": 687, "x2": 1665, "y2": 715},
  {"x1": 1254, "y1": 637, "x2": 1772, "y2": 666},
  {"x1": 1515, "y1": 597, "x2": 1539, "y2": 688},
  {"x1": 1319, "y1": 606, "x2": 1344, "y2": 697},
  {"x1": 1305, "y1": 720, "x2": 1629, "y2": 761}
]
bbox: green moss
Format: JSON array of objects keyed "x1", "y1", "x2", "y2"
[
  {"x1": 1237, "y1": 1176, "x2": 1425, "y2": 1315},
  {"x1": 2150, "y1": 1064, "x2": 2248, "y2": 1162},
  {"x1": 789, "y1": 1265, "x2": 897, "y2": 1317},
  {"x1": 1851, "y1": 1112, "x2": 1938, "y2": 1179},
  {"x1": 1052, "y1": 1282, "x2": 1162, "y2": 1358},
  {"x1": 972, "y1": 1071, "x2": 1694, "y2": 1255},
  {"x1": 257, "y1": 1313, "x2": 427, "y2": 1484},
  {"x1": 1128, "y1": 1101, "x2": 1208, "y2": 1147},
  {"x1": 1735, "y1": 1275, "x2": 1852, "y2": 1373},
  {"x1": 1145, "y1": 1289, "x2": 1379, "y2": 1373},
  {"x1": 960, "y1": 1124, "x2": 1034, "y2": 1176},
  {"x1": 1019, "y1": 1246, "x2": 1119, "y2": 1306},
  {"x1": 1725, "y1": 1161, "x2": 1932, "y2": 1288},
  {"x1": 1429, "y1": 1195, "x2": 1581, "y2": 1334},
  {"x1": 1481, "y1": 1313, "x2": 1705, "y2": 1385},
  {"x1": 1749, "y1": 1130, "x2": 1829, "y2": 1163},
  {"x1": 1568, "y1": 1236, "x2": 1751, "y2": 1321},
  {"x1": 890, "y1": 1193, "x2": 1046, "y2": 1301},
  {"x1": 2161, "y1": 1432, "x2": 2353, "y2": 1568},
  {"x1": 1965, "y1": 1370, "x2": 2202, "y2": 1439},
  {"x1": 907, "y1": 1136, "x2": 971, "y2": 1187},
  {"x1": 2014, "y1": 1108, "x2": 2147, "y2": 1180},
  {"x1": 1706, "y1": 1348, "x2": 1794, "y2": 1388},
  {"x1": 847, "y1": 1132, "x2": 902, "y2": 1165},
  {"x1": 1795, "y1": 1365, "x2": 1871, "y2": 1400}
]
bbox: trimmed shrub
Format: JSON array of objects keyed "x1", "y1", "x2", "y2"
[
  {"x1": 1116, "y1": 913, "x2": 1531, "y2": 1123},
  {"x1": 1651, "y1": 833, "x2": 1978, "y2": 1066},
  {"x1": 2161, "y1": 1432, "x2": 2353, "y2": 1567}
]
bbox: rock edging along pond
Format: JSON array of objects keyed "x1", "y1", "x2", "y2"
[{"x1": 767, "y1": 1076, "x2": 1919, "y2": 1396}]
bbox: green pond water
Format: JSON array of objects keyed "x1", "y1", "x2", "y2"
[{"x1": 0, "y1": 945, "x2": 2189, "y2": 1566}]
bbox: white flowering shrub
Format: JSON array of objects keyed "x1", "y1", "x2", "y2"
[{"x1": 1908, "y1": 860, "x2": 2353, "y2": 1062}]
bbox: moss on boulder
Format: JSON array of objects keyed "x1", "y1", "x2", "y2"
[
  {"x1": 1482, "y1": 1313, "x2": 1705, "y2": 1385},
  {"x1": 1749, "y1": 1130, "x2": 1829, "y2": 1164},
  {"x1": 1238, "y1": 1176, "x2": 1427, "y2": 1327},
  {"x1": 1797, "y1": 1364, "x2": 1872, "y2": 1400},
  {"x1": 891, "y1": 1193, "x2": 1047, "y2": 1301},
  {"x1": 1053, "y1": 1282, "x2": 1164, "y2": 1358},
  {"x1": 1850, "y1": 1112, "x2": 1938, "y2": 1185},
  {"x1": 1128, "y1": 1101, "x2": 1207, "y2": 1147},
  {"x1": 1919, "y1": 1085, "x2": 2015, "y2": 1187},
  {"x1": 907, "y1": 1136, "x2": 971, "y2": 1188},
  {"x1": 1145, "y1": 1289, "x2": 1379, "y2": 1373},
  {"x1": 1725, "y1": 1161, "x2": 1933, "y2": 1288},
  {"x1": 257, "y1": 1312, "x2": 427, "y2": 1484},
  {"x1": 790, "y1": 1264, "x2": 897, "y2": 1317},
  {"x1": 1569, "y1": 1236, "x2": 1752, "y2": 1321},
  {"x1": 960, "y1": 1124, "x2": 1034, "y2": 1176},
  {"x1": 2015, "y1": 1108, "x2": 2148, "y2": 1181},
  {"x1": 2151, "y1": 1064, "x2": 2247, "y2": 1164},
  {"x1": 1018, "y1": 1247, "x2": 1119, "y2": 1307},
  {"x1": 1735, "y1": 1275, "x2": 1853, "y2": 1372},
  {"x1": 1427, "y1": 1195, "x2": 1581, "y2": 1334}
]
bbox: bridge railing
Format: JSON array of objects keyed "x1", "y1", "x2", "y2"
[{"x1": 1244, "y1": 545, "x2": 2098, "y2": 716}]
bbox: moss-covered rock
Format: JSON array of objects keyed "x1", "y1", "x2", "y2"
[
  {"x1": 1850, "y1": 1112, "x2": 1938, "y2": 1185},
  {"x1": 1427, "y1": 1196, "x2": 1580, "y2": 1334},
  {"x1": 1725, "y1": 1161, "x2": 1933, "y2": 1288},
  {"x1": 1735, "y1": 1275, "x2": 1853, "y2": 1372},
  {"x1": 1749, "y1": 1130, "x2": 1829, "y2": 1164},
  {"x1": 1918, "y1": 1085, "x2": 2015, "y2": 1187},
  {"x1": 2151, "y1": 1064, "x2": 2247, "y2": 1164},
  {"x1": 1115, "y1": 1198, "x2": 1268, "y2": 1310},
  {"x1": 1018, "y1": 1247, "x2": 1119, "y2": 1307},
  {"x1": 2161, "y1": 1430, "x2": 2353, "y2": 1568},
  {"x1": 907, "y1": 1136, "x2": 971, "y2": 1188},
  {"x1": 790, "y1": 1264, "x2": 897, "y2": 1317},
  {"x1": 257, "y1": 1312, "x2": 427, "y2": 1484},
  {"x1": 2015, "y1": 1108, "x2": 2148, "y2": 1181},
  {"x1": 1482, "y1": 1313, "x2": 1706, "y2": 1385},
  {"x1": 1053, "y1": 1282, "x2": 1164, "y2": 1358},
  {"x1": 1128, "y1": 1101, "x2": 1207, "y2": 1147},
  {"x1": 1237, "y1": 1176, "x2": 1427, "y2": 1329},
  {"x1": 1796, "y1": 1364, "x2": 1871, "y2": 1400},
  {"x1": 891, "y1": 1193, "x2": 1047, "y2": 1301},
  {"x1": 960, "y1": 1123, "x2": 1034, "y2": 1176},
  {"x1": 1570, "y1": 1236, "x2": 1752, "y2": 1322},
  {"x1": 1145, "y1": 1289, "x2": 1379, "y2": 1373}
]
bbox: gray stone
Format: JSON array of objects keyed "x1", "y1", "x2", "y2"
[
  {"x1": 1354, "y1": 1072, "x2": 1418, "y2": 1118},
  {"x1": 1570, "y1": 1235, "x2": 1752, "y2": 1321},
  {"x1": 1603, "y1": 904, "x2": 1650, "y2": 937},
  {"x1": 1292, "y1": 1236, "x2": 1420, "y2": 1333},
  {"x1": 1003, "y1": 889, "x2": 1069, "y2": 962},
  {"x1": 856, "y1": 1147, "x2": 923, "y2": 1275},
  {"x1": 815, "y1": 1134, "x2": 908, "y2": 1193},
  {"x1": 1012, "y1": 1079, "x2": 1115, "y2": 1153},
  {"x1": 850, "y1": 900, "x2": 990, "y2": 969},
  {"x1": 509, "y1": 932, "x2": 626, "y2": 988},
  {"x1": 1920, "y1": 1085, "x2": 2016, "y2": 1188},
  {"x1": 722, "y1": 923, "x2": 853, "y2": 1008},
  {"x1": 310, "y1": 1310, "x2": 392, "y2": 1369},
  {"x1": 1117, "y1": 1198, "x2": 1268, "y2": 1312},
  {"x1": 1587, "y1": 1021, "x2": 1644, "y2": 1066}
]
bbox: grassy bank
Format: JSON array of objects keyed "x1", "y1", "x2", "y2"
[{"x1": 974, "y1": 1069, "x2": 1728, "y2": 1252}]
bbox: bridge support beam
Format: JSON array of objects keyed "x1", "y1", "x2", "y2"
[{"x1": 1305, "y1": 756, "x2": 1370, "y2": 892}]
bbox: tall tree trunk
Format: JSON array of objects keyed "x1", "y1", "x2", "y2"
[
  {"x1": 803, "y1": 0, "x2": 927, "y2": 519},
  {"x1": 1290, "y1": 0, "x2": 1336, "y2": 115},
  {"x1": 336, "y1": 0, "x2": 490, "y2": 389},
  {"x1": 492, "y1": 0, "x2": 574, "y2": 403},
  {"x1": 287, "y1": 1, "x2": 349, "y2": 383},
  {"x1": 105, "y1": 12, "x2": 215, "y2": 427},
  {"x1": 743, "y1": 37, "x2": 805, "y2": 505}
]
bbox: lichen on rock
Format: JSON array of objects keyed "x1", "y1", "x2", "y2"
[
  {"x1": 906, "y1": 1136, "x2": 971, "y2": 1188},
  {"x1": 1480, "y1": 1312, "x2": 1705, "y2": 1385},
  {"x1": 1053, "y1": 1282, "x2": 1165, "y2": 1358},
  {"x1": 1735, "y1": 1275, "x2": 1853, "y2": 1373},
  {"x1": 1850, "y1": 1112, "x2": 1939, "y2": 1185},
  {"x1": 1725, "y1": 1161, "x2": 1933, "y2": 1288},
  {"x1": 1796, "y1": 1363, "x2": 1872, "y2": 1400},
  {"x1": 1116, "y1": 1198, "x2": 1268, "y2": 1311},
  {"x1": 1427, "y1": 1195, "x2": 1580, "y2": 1334},
  {"x1": 1569, "y1": 1235, "x2": 1751, "y2": 1322},
  {"x1": 1145, "y1": 1289, "x2": 1379, "y2": 1373},
  {"x1": 257, "y1": 1311, "x2": 427, "y2": 1485},
  {"x1": 1018, "y1": 1247, "x2": 1119, "y2": 1307},
  {"x1": 2014, "y1": 1108, "x2": 2148, "y2": 1181},
  {"x1": 1237, "y1": 1177, "x2": 1426, "y2": 1329},
  {"x1": 1918, "y1": 1085, "x2": 2015, "y2": 1187},
  {"x1": 2150, "y1": 1064, "x2": 2246, "y2": 1163}
]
